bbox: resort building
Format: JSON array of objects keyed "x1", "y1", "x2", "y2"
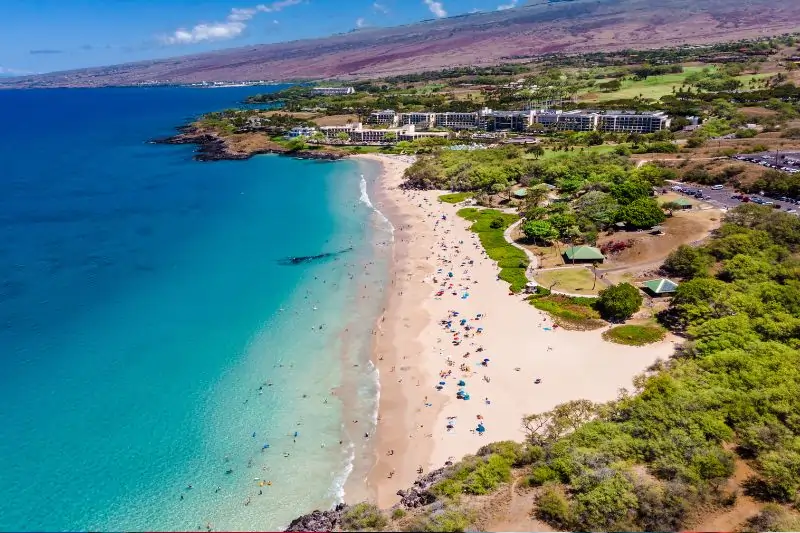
[
  {"x1": 554, "y1": 111, "x2": 600, "y2": 132},
  {"x1": 286, "y1": 126, "x2": 317, "y2": 138},
  {"x1": 434, "y1": 112, "x2": 481, "y2": 130},
  {"x1": 400, "y1": 112, "x2": 436, "y2": 129},
  {"x1": 369, "y1": 110, "x2": 398, "y2": 126},
  {"x1": 480, "y1": 109, "x2": 534, "y2": 132},
  {"x1": 598, "y1": 111, "x2": 671, "y2": 134},
  {"x1": 310, "y1": 87, "x2": 355, "y2": 96},
  {"x1": 318, "y1": 123, "x2": 448, "y2": 143}
]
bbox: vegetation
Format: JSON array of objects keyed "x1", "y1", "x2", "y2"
[
  {"x1": 340, "y1": 503, "x2": 389, "y2": 531},
  {"x1": 603, "y1": 324, "x2": 667, "y2": 346},
  {"x1": 457, "y1": 208, "x2": 529, "y2": 292},
  {"x1": 430, "y1": 454, "x2": 513, "y2": 500},
  {"x1": 528, "y1": 294, "x2": 604, "y2": 330},
  {"x1": 595, "y1": 282, "x2": 643, "y2": 321},
  {"x1": 438, "y1": 192, "x2": 473, "y2": 204}
]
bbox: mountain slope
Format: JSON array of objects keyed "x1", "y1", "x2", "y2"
[{"x1": 4, "y1": 0, "x2": 800, "y2": 88}]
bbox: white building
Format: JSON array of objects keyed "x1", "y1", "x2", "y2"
[
  {"x1": 598, "y1": 111, "x2": 671, "y2": 134},
  {"x1": 286, "y1": 126, "x2": 317, "y2": 138},
  {"x1": 311, "y1": 87, "x2": 355, "y2": 96},
  {"x1": 400, "y1": 112, "x2": 436, "y2": 129},
  {"x1": 369, "y1": 109, "x2": 398, "y2": 126},
  {"x1": 434, "y1": 112, "x2": 481, "y2": 130}
]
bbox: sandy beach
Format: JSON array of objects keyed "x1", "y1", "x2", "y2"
[{"x1": 356, "y1": 153, "x2": 677, "y2": 508}]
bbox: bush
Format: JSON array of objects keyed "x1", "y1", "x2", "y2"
[
  {"x1": 341, "y1": 503, "x2": 389, "y2": 531},
  {"x1": 535, "y1": 483, "x2": 573, "y2": 527},
  {"x1": 603, "y1": 325, "x2": 666, "y2": 346},
  {"x1": 391, "y1": 508, "x2": 407, "y2": 519},
  {"x1": 431, "y1": 454, "x2": 512, "y2": 500},
  {"x1": 406, "y1": 508, "x2": 474, "y2": 532},
  {"x1": 530, "y1": 465, "x2": 560, "y2": 486},
  {"x1": 439, "y1": 192, "x2": 473, "y2": 204},
  {"x1": 529, "y1": 294, "x2": 605, "y2": 330},
  {"x1": 745, "y1": 503, "x2": 800, "y2": 531},
  {"x1": 596, "y1": 283, "x2": 643, "y2": 321}
]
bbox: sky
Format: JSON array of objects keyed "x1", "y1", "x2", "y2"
[{"x1": 1, "y1": 0, "x2": 524, "y2": 76}]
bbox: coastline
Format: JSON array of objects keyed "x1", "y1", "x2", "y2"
[
  {"x1": 151, "y1": 126, "x2": 347, "y2": 162},
  {"x1": 352, "y1": 153, "x2": 679, "y2": 510}
]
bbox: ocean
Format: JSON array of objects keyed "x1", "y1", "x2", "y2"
[{"x1": 0, "y1": 87, "x2": 390, "y2": 531}]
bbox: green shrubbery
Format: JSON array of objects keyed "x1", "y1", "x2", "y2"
[
  {"x1": 528, "y1": 294, "x2": 604, "y2": 329},
  {"x1": 457, "y1": 208, "x2": 529, "y2": 292},
  {"x1": 596, "y1": 283, "x2": 643, "y2": 321},
  {"x1": 341, "y1": 503, "x2": 389, "y2": 531},
  {"x1": 438, "y1": 192, "x2": 473, "y2": 204},
  {"x1": 431, "y1": 454, "x2": 513, "y2": 500},
  {"x1": 602, "y1": 324, "x2": 666, "y2": 345}
]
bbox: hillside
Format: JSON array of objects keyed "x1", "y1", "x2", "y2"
[{"x1": 3, "y1": 0, "x2": 800, "y2": 89}]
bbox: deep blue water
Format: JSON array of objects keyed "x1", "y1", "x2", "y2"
[{"x1": 0, "y1": 87, "x2": 388, "y2": 530}]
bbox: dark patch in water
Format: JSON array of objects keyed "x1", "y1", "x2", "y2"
[{"x1": 277, "y1": 247, "x2": 353, "y2": 266}]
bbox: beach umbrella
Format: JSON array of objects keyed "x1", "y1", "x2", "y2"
[
  {"x1": 457, "y1": 380, "x2": 466, "y2": 386},
  {"x1": 439, "y1": 381, "x2": 446, "y2": 385}
]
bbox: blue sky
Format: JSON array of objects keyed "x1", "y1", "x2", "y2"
[{"x1": 1, "y1": 0, "x2": 523, "y2": 76}]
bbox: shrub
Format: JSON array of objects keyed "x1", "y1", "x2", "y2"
[
  {"x1": 633, "y1": 480, "x2": 694, "y2": 531},
  {"x1": 530, "y1": 465, "x2": 560, "y2": 486},
  {"x1": 596, "y1": 283, "x2": 643, "y2": 321},
  {"x1": 406, "y1": 508, "x2": 474, "y2": 532},
  {"x1": 745, "y1": 503, "x2": 800, "y2": 532},
  {"x1": 662, "y1": 244, "x2": 711, "y2": 278},
  {"x1": 391, "y1": 508, "x2": 407, "y2": 519},
  {"x1": 535, "y1": 483, "x2": 573, "y2": 527},
  {"x1": 341, "y1": 503, "x2": 389, "y2": 531},
  {"x1": 603, "y1": 325, "x2": 666, "y2": 346},
  {"x1": 438, "y1": 192, "x2": 473, "y2": 204}
]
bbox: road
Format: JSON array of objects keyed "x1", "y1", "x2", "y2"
[{"x1": 664, "y1": 180, "x2": 799, "y2": 213}]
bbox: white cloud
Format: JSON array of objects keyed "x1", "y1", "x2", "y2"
[
  {"x1": 161, "y1": 0, "x2": 302, "y2": 45},
  {"x1": 423, "y1": 0, "x2": 447, "y2": 18},
  {"x1": 497, "y1": 0, "x2": 518, "y2": 10},
  {"x1": 373, "y1": 2, "x2": 389, "y2": 13},
  {"x1": 356, "y1": 17, "x2": 367, "y2": 28}
]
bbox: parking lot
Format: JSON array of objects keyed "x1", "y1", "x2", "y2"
[
  {"x1": 733, "y1": 151, "x2": 800, "y2": 174},
  {"x1": 664, "y1": 180, "x2": 800, "y2": 214}
]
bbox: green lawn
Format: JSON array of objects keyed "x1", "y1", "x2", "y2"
[
  {"x1": 525, "y1": 144, "x2": 621, "y2": 160},
  {"x1": 584, "y1": 66, "x2": 770, "y2": 102},
  {"x1": 457, "y1": 208, "x2": 529, "y2": 292},
  {"x1": 439, "y1": 192, "x2": 474, "y2": 204},
  {"x1": 534, "y1": 267, "x2": 601, "y2": 296},
  {"x1": 602, "y1": 324, "x2": 667, "y2": 346}
]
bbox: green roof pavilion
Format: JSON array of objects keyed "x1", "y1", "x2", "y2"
[
  {"x1": 513, "y1": 188, "x2": 528, "y2": 198},
  {"x1": 642, "y1": 278, "x2": 679, "y2": 295},
  {"x1": 674, "y1": 198, "x2": 693, "y2": 207},
  {"x1": 563, "y1": 245, "x2": 605, "y2": 262}
]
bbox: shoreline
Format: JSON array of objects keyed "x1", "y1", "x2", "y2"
[
  {"x1": 151, "y1": 127, "x2": 347, "y2": 162},
  {"x1": 350, "y1": 153, "x2": 680, "y2": 510}
]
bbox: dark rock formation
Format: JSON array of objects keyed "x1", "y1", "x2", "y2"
[
  {"x1": 150, "y1": 127, "x2": 346, "y2": 163},
  {"x1": 285, "y1": 503, "x2": 347, "y2": 532},
  {"x1": 394, "y1": 466, "x2": 449, "y2": 509}
]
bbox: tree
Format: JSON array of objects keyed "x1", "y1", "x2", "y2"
[
  {"x1": 285, "y1": 137, "x2": 307, "y2": 152},
  {"x1": 526, "y1": 144, "x2": 545, "y2": 159},
  {"x1": 523, "y1": 400, "x2": 598, "y2": 446},
  {"x1": 522, "y1": 220, "x2": 560, "y2": 245},
  {"x1": 575, "y1": 191, "x2": 619, "y2": 226},
  {"x1": 335, "y1": 131, "x2": 351, "y2": 142},
  {"x1": 662, "y1": 245, "x2": 710, "y2": 278},
  {"x1": 617, "y1": 198, "x2": 666, "y2": 229},
  {"x1": 597, "y1": 283, "x2": 643, "y2": 321},
  {"x1": 610, "y1": 180, "x2": 651, "y2": 205},
  {"x1": 661, "y1": 201, "x2": 683, "y2": 216}
]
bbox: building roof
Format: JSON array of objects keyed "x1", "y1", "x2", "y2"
[
  {"x1": 513, "y1": 188, "x2": 528, "y2": 198},
  {"x1": 642, "y1": 278, "x2": 679, "y2": 294},
  {"x1": 563, "y1": 245, "x2": 605, "y2": 261}
]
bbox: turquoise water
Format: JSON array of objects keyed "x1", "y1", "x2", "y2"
[{"x1": 0, "y1": 88, "x2": 389, "y2": 530}]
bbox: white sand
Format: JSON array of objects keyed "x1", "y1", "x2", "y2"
[{"x1": 355, "y1": 154, "x2": 677, "y2": 507}]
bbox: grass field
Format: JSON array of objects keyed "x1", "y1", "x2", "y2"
[
  {"x1": 439, "y1": 192, "x2": 474, "y2": 204},
  {"x1": 457, "y1": 208, "x2": 529, "y2": 292},
  {"x1": 534, "y1": 267, "x2": 601, "y2": 296},
  {"x1": 582, "y1": 67, "x2": 771, "y2": 102},
  {"x1": 602, "y1": 324, "x2": 666, "y2": 346},
  {"x1": 524, "y1": 144, "x2": 621, "y2": 160}
]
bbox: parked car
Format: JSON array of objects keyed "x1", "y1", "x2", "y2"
[{"x1": 711, "y1": 184, "x2": 725, "y2": 190}]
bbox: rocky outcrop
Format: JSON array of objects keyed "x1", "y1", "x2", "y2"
[
  {"x1": 394, "y1": 465, "x2": 450, "y2": 509},
  {"x1": 285, "y1": 503, "x2": 348, "y2": 532},
  {"x1": 151, "y1": 126, "x2": 346, "y2": 163}
]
